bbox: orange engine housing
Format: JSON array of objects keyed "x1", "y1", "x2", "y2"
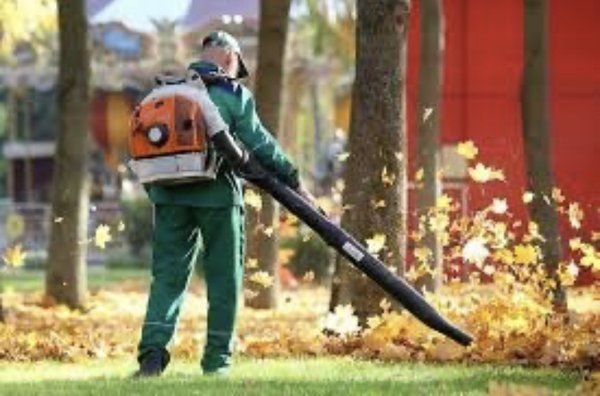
[{"x1": 129, "y1": 95, "x2": 208, "y2": 160}]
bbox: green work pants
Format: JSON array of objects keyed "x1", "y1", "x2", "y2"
[{"x1": 137, "y1": 204, "x2": 245, "y2": 373}]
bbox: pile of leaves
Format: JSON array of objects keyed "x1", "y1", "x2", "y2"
[
  {"x1": 0, "y1": 281, "x2": 599, "y2": 371},
  {"x1": 1, "y1": 139, "x2": 598, "y2": 373}
]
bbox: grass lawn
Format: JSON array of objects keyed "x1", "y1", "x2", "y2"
[
  {"x1": 0, "y1": 357, "x2": 582, "y2": 396},
  {"x1": 2, "y1": 268, "x2": 149, "y2": 293}
]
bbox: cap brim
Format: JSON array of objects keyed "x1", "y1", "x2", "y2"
[{"x1": 237, "y1": 55, "x2": 249, "y2": 79}]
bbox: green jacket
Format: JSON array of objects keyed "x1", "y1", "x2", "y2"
[{"x1": 146, "y1": 61, "x2": 299, "y2": 207}]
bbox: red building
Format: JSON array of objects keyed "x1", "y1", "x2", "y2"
[{"x1": 404, "y1": 0, "x2": 600, "y2": 282}]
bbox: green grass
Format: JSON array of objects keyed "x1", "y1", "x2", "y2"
[
  {"x1": 0, "y1": 357, "x2": 582, "y2": 396},
  {"x1": 2, "y1": 268, "x2": 149, "y2": 293}
]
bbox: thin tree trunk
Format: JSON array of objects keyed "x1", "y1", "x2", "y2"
[
  {"x1": 331, "y1": 0, "x2": 410, "y2": 324},
  {"x1": 415, "y1": 0, "x2": 444, "y2": 293},
  {"x1": 45, "y1": 0, "x2": 90, "y2": 308},
  {"x1": 245, "y1": 0, "x2": 291, "y2": 309},
  {"x1": 521, "y1": 0, "x2": 566, "y2": 310}
]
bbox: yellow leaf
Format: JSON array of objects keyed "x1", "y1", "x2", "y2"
[
  {"x1": 366, "y1": 234, "x2": 386, "y2": 255},
  {"x1": 246, "y1": 258, "x2": 258, "y2": 269},
  {"x1": 493, "y1": 248, "x2": 514, "y2": 265},
  {"x1": 414, "y1": 246, "x2": 432, "y2": 265},
  {"x1": 244, "y1": 189, "x2": 263, "y2": 211},
  {"x1": 415, "y1": 168, "x2": 424, "y2": 182},
  {"x1": 423, "y1": 107, "x2": 433, "y2": 122},
  {"x1": 337, "y1": 152, "x2": 350, "y2": 162},
  {"x1": 482, "y1": 264, "x2": 496, "y2": 276},
  {"x1": 263, "y1": 226, "x2": 274, "y2": 237},
  {"x1": 456, "y1": 140, "x2": 479, "y2": 160},
  {"x1": 513, "y1": 244, "x2": 538, "y2": 265},
  {"x1": 381, "y1": 166, "x2": 395, "y2": 186},
  {"x1": 371, "y1": 199, "x2": 386, "y2": 209},
  {"x1": 94, "y1": 224, "x2": 112, "y2": 249},
  {"x1": 321, "y1": 304, "x2": 360, "y2": 336},
  {"x1": 552, "y1": 187, "x2": 565, "y2": 203},
  {"x1": 302, "y1": 271, "x2": 315, "y2": 282},
  {"x1": 568, "y1": 202, "x2": 584, "y2": 229},
  {"x1": 248, "y1": 271, "x2": 274, "y2": 289},
  {"x1": 490, "y1": 198, "x2": 508, "y2": 215},
  {"x1": 522, "y1": 191, "x2": 534, "y2": 204},
  {"x1": 429, "y1": 212, "x2": 450, "y2": 234},
  {"x1": 379, "y1": 298, "x2": 391, "y2": 313},
  {"x1": 436, "y1": 194, "x2": 452, "y2": 210},
  {"x1": 2, "y1": 244, "x2": 27, "y2": 268},
  {"x1": 592, "y1": 231, "x2": 600, "y2": 242},
  {"x1": 462, "y1": 237, "x2": 490, "y2": 266},
  {"x1": 468, "y1": 163, "x2": 505, "y2": 183},
  {"x1": 558, "y1": 261, "x2": 579, "y2": 286},
  {"x1": 117, "y1": 221, "x2": 126, "y2": 232}
]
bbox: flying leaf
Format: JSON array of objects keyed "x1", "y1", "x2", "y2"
[
  {"x1": 468, "y1": 163, "x2": 505, "y2": 183},
  {"x1": 568, "y1": 202, "x2": 584, "y2": 229},
  {"x1": 457, "y1": 140, "x2": 479, "y2": 160},
  {"x1": 118, "y1": 221, "x2": 126, "y2": 232},
  {"x1": 302, "y1": 271, "x2": 315, "y2": 282},
  {"x1": 371, "y1": 199, "x2": 386, "y2": 209},
  {"x1": 522, "y1": 191, "x2": 534, "y2": 204},
  {"x1": 94, "y1": 224, "x2": 112, "y2": 249},
  {"x1": 415, "y1": 168, "x2": 424, "y2": 182},
  {"x1": 552, "y1": 187, "x2": 565, "y2": 203},
  {"x1": 3, "y1": 244, "x2": 27, "y2": 268},
  {"x1": 366, "y1": 234, "x2": 386, "y2": 255},
  {"x1": 337, "y1": 152, "x2": 350, "y2": 162},
  {"x1": 423, "y1": 107, "x2": 433, "y2": 122},
  {"x1": 244, "y1": 189, "x2": 263, "y2": 211},
  {"x1": 248, "y1": 271, "x2": 274, "y2": 288},
  {"x1": 414, "y1": 247, "x2": 432, "y2": 264},
  {"x1": 436, "y1": 194, "x2": 452, "y2": 210},
  {"x1": 246, "y1": 258, "x2": 258, "y2": 269},
  {"x1": 513, "y1": 244, "x2": 538, "y2": 265},
  {"x1": 381, "y1": 166, "x2": 395, "y2": 186},
  {"x1": 490, "y1": 198, "x2": 508, "y2": 215},
  {"x1": 461, "y1": 237, "x2": 490, "y2": 266}
]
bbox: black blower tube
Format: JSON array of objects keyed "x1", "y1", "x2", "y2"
[{"x1": 211, "y1": 131, "x2": 474, "y2": 347}]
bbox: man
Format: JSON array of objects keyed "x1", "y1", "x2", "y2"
[{"x1": 135, "y1": 30, "x2": 314, "y2": 377}]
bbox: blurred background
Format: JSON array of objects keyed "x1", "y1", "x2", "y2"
[{"x1": 0, "y1": 0, "x2": 598, "y2": 294}]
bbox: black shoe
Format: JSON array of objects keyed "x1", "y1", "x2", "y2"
[{"x1": 133, "y1": 350, "x2": 169, "y2": 378}]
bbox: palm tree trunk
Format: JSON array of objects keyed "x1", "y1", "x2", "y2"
[
  {"x1": 415, "y1": 0, "x2": 444, "y2": 293},
  {"x1": 521, "y1": 0, "x2": 566, "y2": 310},
  {"x1": 331, "y1": 0, "x2": 411, "y2": 324},
  {"x1": 245, "y1": 0, "x2": 292, "y2": 309},
  {"x1": 45, "y1": 0, "x2": 90, "y2": 308}
]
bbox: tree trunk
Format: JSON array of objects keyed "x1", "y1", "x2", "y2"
[
  {"x1": 45, "y1": 0, "x2": 90, "y2": 308},
  {"x1": 330, "y1": 0, "x2": 410, "y2": 324},
  {"x1": 521, "y1": 0, "x2": 566, "y2": 310},
  {"x1": 415, "y1": 0, "x2": 444, "y2": 293},
  {"x1": 245, "y1": 0, "x2": 291, "y2": 309}
]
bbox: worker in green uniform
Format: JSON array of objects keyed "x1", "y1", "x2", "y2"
[{"x1": 134, "y1": 31, "x2": 315, "y2": 377}]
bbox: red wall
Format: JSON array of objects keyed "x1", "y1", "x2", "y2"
[{"x1": 406, "y1": 0, "x2": 600, "y2": 282}]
